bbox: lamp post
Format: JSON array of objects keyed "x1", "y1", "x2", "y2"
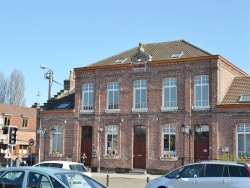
[
  {"x1": 181, "y1": 124, "x2": 192, "y2": 163},
  {"x1": 40, "y1": 65, "x2": 53, "y2": 100}
]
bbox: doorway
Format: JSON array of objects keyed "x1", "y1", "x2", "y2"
[
  {"x1": 194, "y1": 125, "x2": 209, "y2": 162},
  {"x1": 81, "y1": 126, "x2": 92, "y2": 166},
  {"x1": 133, "y1": 125, "x2": 146, "y2": 169}
]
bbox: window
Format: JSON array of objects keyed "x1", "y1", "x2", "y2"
[
  {"x1": 106, "y1": 82, "x2": 119, "y2": 112},
  {"x1": 162, "y1": 125, "x2": 176, "y2": 157},
  {"x1": 170, "y1": 52, "x2": 183, "y2": 59},
  {"x1": 4, "y1": 115, "x2": 11, "y2": 126},
  {"x1": 133, "y1": 80, "x2": 147, "y2": 112},
  {"x1": 51, "y1": 126, "x2": 62, "y2": 154},
  {"x1": 115, "y1": 58, "x2": 127, "y2": 64},
  {"x1": 228, "y1": 165, "x2": 249, "y2": 177},
  {"x1": 106, "y1": 125, "x2": 118, "y2": 156},
  {"x1": 82, "y1": 83, "x2": 94, "y2": 112},
  {"x1": 238, "y1": 94, "x2": 250, "y2": 103},
  {"x1": 22, "y1": 118, "x2": 29, "y2": 128},
  {"x1": 162, "y1": 78, "x2": 177, "y2": 111},
  {"x1": 180, "y1": 164, "x2": 203, "y2": 178},
  {"x1": 237, "y1": 124, "x2": 250, "y2": 158},
  {"x1": 18, "y1": 145, "x2": 29, "y2": 155},
  {"x1": 57, "y1": 102, "x2": 71, "y2": 109},
  {"x1": 204, "y1": 164, "x2": 226, "y2": 177},
  {"x1": 193, "y1": 75, "x2": 210, "y2": 109}
]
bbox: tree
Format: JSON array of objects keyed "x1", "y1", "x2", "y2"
[
  {"x1": 0, "y1": 72, "x2": 7, "y2": 103},
  {"x1": 0, "y1": 69, "x2": 26, "y2": 106}
]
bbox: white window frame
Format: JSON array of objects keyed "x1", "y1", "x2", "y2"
[
  {"x1": 105, "y1": 125, "x2": 118, "y2": 157},
  {"x1": 236, "y1": 123, "x2": 250, "y2": 158},
  {"x1": 132, "y1": 80, "x2": 148, "y2": 112},
  {"x1": 51, "y1": 126, "x2": 62, "y2": 154},
  {"x1": 105, "y1": 82, "x2": 120, "y2": 113},
  {"x1": 161, "y1": 78, "x2": 178, "y2": 111},
  {"x1": 81, "y1": 83, "x2": 94, "y2": 113},
  {"x1": 162, "y1": 125, "x2": 176, "y2": 158},
  {"x1": 193, "y1": 75, "x2": 210, "y2": 110}
]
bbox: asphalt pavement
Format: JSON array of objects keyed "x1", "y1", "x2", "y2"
[{"x1": 92, "y1": 172, "x2": 161, "y2": 188}]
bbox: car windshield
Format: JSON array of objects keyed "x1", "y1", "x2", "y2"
[
  {"x1": 55, "y1": 172, "x2": 104, "y2": 188},
  {"x1": 69, "y1": 164, "x2": 88, "y2": 172}
]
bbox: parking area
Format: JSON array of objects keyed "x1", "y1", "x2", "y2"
[{"x1": 92, "y1": 172, "x2": 161, "y2": 188}]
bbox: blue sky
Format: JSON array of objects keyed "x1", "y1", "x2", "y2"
[{"x1": 1, "y1": 0, "x2": 250, "y2": 107}]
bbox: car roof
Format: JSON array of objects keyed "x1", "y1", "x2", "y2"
[
  {"x1": 190, "y1": 160, "x2": 250, "y2": 166},
  {"x1": 35, "y1": 161, "x2": 83, "y2": 165},
  {"x1": 0, "y1": 166, "x2": 78, "y2": 174}
]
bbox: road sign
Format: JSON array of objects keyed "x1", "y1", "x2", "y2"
[{"x1": 28, "y1": 139, "x2": 35, "y2": 146}]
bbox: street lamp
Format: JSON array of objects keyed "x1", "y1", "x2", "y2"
[
  {"x1": 40, "y1": 65, "x2": 53, "y2": 100},
  {"x1": 181, "y1": 124, "x2": 192, "y2": 163},
  {"x1": 37, "y1": 118, "x2": 47, "y2": 163}
]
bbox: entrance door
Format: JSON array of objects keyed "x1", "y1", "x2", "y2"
[
  {"x1": 81, "y1": 126, "x2": 92, "y2": 166},
  {"x1": 194, "y1": 125, "x2": 209, "y2": 162},
  {"x1": 133, "y1": 125, "x2": 146, "y2": 169}
]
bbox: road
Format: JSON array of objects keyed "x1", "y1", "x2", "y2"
[{"x1": 92, "y1": 172, "x2": 161, "y2": 188}]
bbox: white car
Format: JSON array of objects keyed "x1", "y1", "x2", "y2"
[
  {"x1": 0, "y1": 167, "x2": 107, "y2": 188},
  {"x1": 33, "y1": 161, "x2": 92, "y2": 177},
  {"x1": 145, "y1": 161, "x2": 250, "y2": 188}
]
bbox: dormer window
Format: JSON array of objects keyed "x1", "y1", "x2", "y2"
[
  {"x1": 238, "y1": 94, "x2": 250, "y2": 103},
  {"x1": 115, "y1": 58, "x2": 127, "y2": 64},
  {"x1": 170, "y1": 52, "x2": 183, "y2": 59}
]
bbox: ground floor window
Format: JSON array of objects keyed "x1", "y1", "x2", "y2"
[
  {"x1": 106, "y1": 125, "x2": 118, "y2": 156},
  {"x1": 18, "y1": 145, "x2": 29, "y2": 155},
  {"x1": 162, "y1": 125, "x2": 176, "y2": 157},
  {"x1": 237, "y1": 123, "x2": 250, "y2": 158}
]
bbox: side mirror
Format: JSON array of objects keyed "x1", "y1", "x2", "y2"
[{"x1": 176, "y1": 174, "x2": 181, "y2": 179}]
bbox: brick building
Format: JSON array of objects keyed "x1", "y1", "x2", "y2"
[
  {"x1": 38, "y1": 40, "x2": 250, "y2": 172},
  {"x1": 0, "y1": 104, "x2": 37, "y2": 165}
]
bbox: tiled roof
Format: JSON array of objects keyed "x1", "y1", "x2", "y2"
[
  {"x1": 87, "y1": 40, "x2": 212, "y2": 67},
  {"x1": 220, "y1": 77, "x2": 250, "y2": 104},
  {"x1": 0, "y1": 103, "x2": 37, "y2": 117}
]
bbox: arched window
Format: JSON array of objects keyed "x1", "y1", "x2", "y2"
[
  {"x1": 106, "y1": 125, "x2": 118, "y2": 156},
  {"x1": 193, "y1": 75, "x2": 210, "y2": 109},
  {"x1": 51, "y1": 126, "x2": 62, "y2": 154},
  {"x1": 162, "y1": 78, "x2": 177, "y2": 111},
  {"x1": 162, "y1": 125, "x2": 176, "y2": 157}
]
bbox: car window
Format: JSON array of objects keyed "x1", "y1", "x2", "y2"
[
  {"x1": 180, "y1": 164, "x2": 203, "y2": 178},
  {"x1": 165, "y1": 167, "x2": 185, "y2": 179},
  {"x1": 50, "y1": 177, "x2": 66, "y2": 188},
  {"x1": 204, "y1": 164, "x2": 226, "y2": 177},
  {"x1": 0, "y1": 171, "x2": 25, "y2": 187},
  {"x1": 228, "y1": 165, "x2": 249, "y2": 177},
  {"x1": 69, "y1": 164, "x2": 88, "y2": 172},
  {"x1": 28, "y1": 172, "x2": 53, "y2": 188},
  {"x1": 49, "y1": 163, "x2": 63, "y2": 168},
  {"x1": 35, "y1": 163, "x2": 50, "y2": 167}
]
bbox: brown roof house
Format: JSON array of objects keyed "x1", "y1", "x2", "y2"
[
  {"x1": 0, "y1": 103, "x2": 37, "y2": 166},
  {"x1": 38, "y1": 40, "x2": 250, "y2": 173}
]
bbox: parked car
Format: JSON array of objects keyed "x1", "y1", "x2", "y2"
[
  {"x1": 145, "y1": 161, "x2": 250, "y2": 188},
  {"x1": 0, "y1": 167, "x2": 107, "y2": 188},
  {"x1": 33, "y1": 160, "x2": 92, "y2": 177}
]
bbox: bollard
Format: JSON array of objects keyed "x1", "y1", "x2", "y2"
[
  {"x1": 106, "y1": 175, "x2": 109, "y2": 187},
  {"x1": 146, "y1": 177, "x2": 149, "y2": 183}
]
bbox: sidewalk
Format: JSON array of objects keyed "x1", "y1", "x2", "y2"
[{"x1": 92, "y1": 172, "x2": 161, "y2": 188}]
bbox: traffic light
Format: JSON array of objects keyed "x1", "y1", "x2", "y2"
[
  {"x1": 8, "y1": 126, "x2": 18, "y2": 146},
  {"x1": 2, "y1": 126, "x2": 8, "y2": 134}
]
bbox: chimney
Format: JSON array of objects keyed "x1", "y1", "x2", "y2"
[
  {"x1": 138, "y1": 43, "x2": 144, "y2": 52},
  {"x1": 64, "y1": 71, "x2": 75, "y2": 91}
]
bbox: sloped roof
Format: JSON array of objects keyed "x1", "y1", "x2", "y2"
[
  {"x1": 86, "y1": 40, "x2": 212, "y2": 67},
  {"x1": 43, "y1": 92, "x2": 75, "y2": 110},
  {"x1": 220, "y1": 77, "x2": 250, "y2": 104},
  {"x1": 0, "y1": 103, "x2": 37, "y2": 117}
]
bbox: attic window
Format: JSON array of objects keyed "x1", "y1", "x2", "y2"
[
  {"x1": 238, "y1": 94, "x2": 250, "y2": 103},
  {"x1": 57, "y1": 102, "x2": 71, "y2": 109},
  {"x1": 115, "y1": 58, "x2": 127, "y2": 64},
  {"x1": 170, "y1": 52, "x2": 183, "y2": 59}
]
